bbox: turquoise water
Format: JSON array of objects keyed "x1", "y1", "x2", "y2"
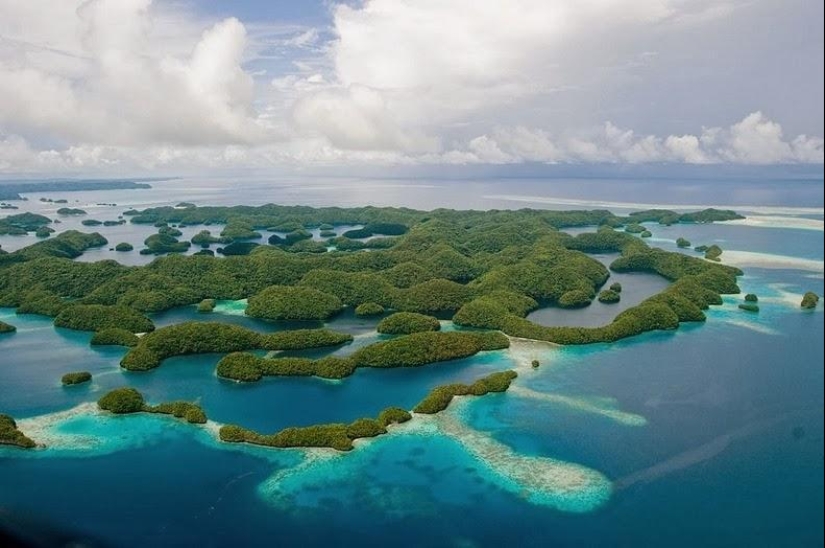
[{"x1": 1, "y1": 177, "x2": 823, "y2": 546}]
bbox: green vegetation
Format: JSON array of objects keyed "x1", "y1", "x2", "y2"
[
  {"x1": 35, "y1": 226, "x2": 54, "y2": 238},
  {"x1": 81, "y1": 219, "x2": 103, "y2": 226},
  {"x1": 221, "y1": 222, "x2": 262, "y2": 240},
  {"x1": 246, "y1": 286, "x2": 343, "y2": 321},
  {"x1": 704, "y1": 245, "x2": 723, "y2": 261},
  {"x1": 1, "y1": 204, "x2": 745, "y2": 351},
  {"x1": 97, "y1": 387, "x2": 207, "y2": 423},
  {"x1": 377, "y1": 312, "x2": 441, "y2": 334},
  {"x1": 452, "y1": 292, "x2": 538, "y2": 329},
  {"x1": 0, "y1": 320, "x2": 15, "y2": 334},
  {"x1": 220, "y1": 401, "x2": 412, "y2": 452},
  {"x1": 640, "y1": 230, "x2": 653, "y2": 238},
  {"x1": 90, "y1": 328, "x2": 140, "y2": 347},
  {"x1": 98, "y1": 387, "x2": 145, "y2": 413},
  {"x1": 120, "y1": 322, "x2": 352, "y2": 371},
  {"x1": 319, "y1": 230, "x2": 337, "y2": 238},
  {"x1": 365, "y1": 222, "x2": 409, "y2": 235},
  {"x1": 745, "y1": 293, "x2": 758, "y2": 302},
  {"x1": 625, "y1": 223, "x2": 646, "y2": 234},
  {"x1": 61, "y1": 371, "x2": 92, "y2": 385},
  {"x1": 676, "y1": 237, "x2": 691, "y2": 248},
  {"x1": 159, "y1": 226, "x2": 183, "y2": 238},
  {"x1": 219, "y1": 423, "x2": 353, "y2": 451},
  {"x1": 115, "y1": 242, "x2": 134, "y2": 252},
  {"x1": 609, "y1": 282, "x2": 622, "y2": 293},
  {"x1": 141, "y1": 232, "x2": 191, "y2": 255},
  {"x1": 197, "y1": 298, "x2": 216, "y2": 313},
  {"x1": 0, "y1": 414, "x2": 36, "y2": 448},
  {"x1": 354, "y1": 302, "x2": 385, "y2": 316},
  {"x1": 54, "y1": 304, "x2": 154, "y2": 333},
  {"x1": 351, "y1": 331, "x2": 508, "y2": 368},
  {"x1": 0, "y1": 231, "x2": 106, "y2": 266},
  {"x1": 145, "y1": 401, "x2": 207, "y2": 424},
  {"x1": 628, "y1": 208, "x2": 743, "y2": 224},
  {"x1": 413, "y1": 370, "x2": 518, "y2": 414},
  {"x1": 285, "y1": 229, "x2": 312, "y2": 244},
  {"x1": 598, "y1": 289, "x2": 621, "y2": 304},
  {"x1": 476, "y1": 246, "x2": 741, "y2": 345},
  {"x1": 0, "y1": 212, "x2": 51, "y2": 234},
  {"x1": 57, "y1": 208, "x2": 87, "y2": 215},
  {"x1": 694, "y1": 245, "x2": 709, "y2": 252},
  {"x1": 377, "y1": 407, "x2": 412, "y2": 427},
  {"x1": 216, "y1": 353, "x2": 264, "y2": 382},
  {"x1": 217, "y1": 242, "x2": 260, "y2": 256},
  {"x1": 286, "y1": 239, "x2": 328, "y2": 254},
  {"x1": 345, "y1": 418, "x2": 386, "y2": 439},
  {"x1": 219, "y1": 329, "x2": 510, "y2": 382},
  {"x1": 531, "y1": 359, "x2": 540, "y2": 368},
  {"x1": 738, "y1": 303, "x2": 759, "y2": 312},
  {"x1": 801, "y1": 292, "x2": 819, "y2": 309},
  {"x1": 15, "y1": 289, "x2": 67, "y2": 316},
  {"x1": 191, "y1": 230, "x2": 229, "y2": 247},
  {"x1": 558, "y1": 290, "x2": 593, "y2": 308},
  {"x1": 217, "y1": 352, "x2": 358, "y2": 381},
  {"x1": 342, "y1": 228, "x2": 373, "y2": 239}
]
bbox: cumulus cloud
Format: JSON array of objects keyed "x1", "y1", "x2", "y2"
[
  {"x1": 453, "y1": 112, "x2": 824, "y2": 164},
  {"x1": 292, "y1": 85, "x2": 438, "y2": 152},
  {"x1": 290, "y1": 0, "x2": 770, "y2": 151},
  {"x1": 0, "y1": 0, "x2": 822, "y2": 173},
  {"x1": 0, "y1": 0, "x2": 263, "y2": 147}
]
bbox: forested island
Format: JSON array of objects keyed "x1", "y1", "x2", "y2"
[
  {"x1": 0, "y1": 414, "x2": 36, "y2": 448},
  {"x1": 0, "y1": 202, "x2": 749, "y2": 451},
  {"x1": 98, "y1": 387, "x2": 207, "y2": 424},
  {"x1": 219, "y1": 370, "x2": 517, "y2": 451},
  {"x1": 1, "y1": 204, "x2": 743, "y2": 344}
]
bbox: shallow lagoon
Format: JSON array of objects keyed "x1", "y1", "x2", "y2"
[{"x1": 1, "y1": 177, "x2": 823, "y2": 547}]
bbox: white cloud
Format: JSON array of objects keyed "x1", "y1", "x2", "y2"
[
  {"x1": 292, "y1": 85, "x2": 438, "y2": 152},
  {"x1": 0, "y1": 0, "x2": 822, "y2": 173},
  {"x1": 290, "y1": 0, "x2": 758, "y2": 151},
  {"x1": 0, "y1": 0, "x2": 263, "y2": 147},
  {"x1": 449, "y1": 112, "x2": 824, "y2": 165}
]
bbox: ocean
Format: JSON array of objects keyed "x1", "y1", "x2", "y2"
[{"x1": 0, "y1": 174, "x2": 822, "y2": 547}]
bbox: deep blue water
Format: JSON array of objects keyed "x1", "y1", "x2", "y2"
[{"x1": 0, "y1": 176, "x2": 823, "y2": 547}]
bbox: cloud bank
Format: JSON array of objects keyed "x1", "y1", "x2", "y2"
[{"x1": 0, "y1": 0, "x2": 822, "y2": 173}]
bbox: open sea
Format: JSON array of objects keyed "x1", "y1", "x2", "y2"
[{"x1": 0, "y1": 173, "x2": 823, "y2": 547}]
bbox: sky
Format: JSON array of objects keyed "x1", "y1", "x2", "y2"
[{"x1": 0, "y1": 0, "x2": 822, "y2": 175}]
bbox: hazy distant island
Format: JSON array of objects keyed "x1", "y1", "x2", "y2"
[{"x1": 0, "y1": 179, "x2": 161, "y2": 201}]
